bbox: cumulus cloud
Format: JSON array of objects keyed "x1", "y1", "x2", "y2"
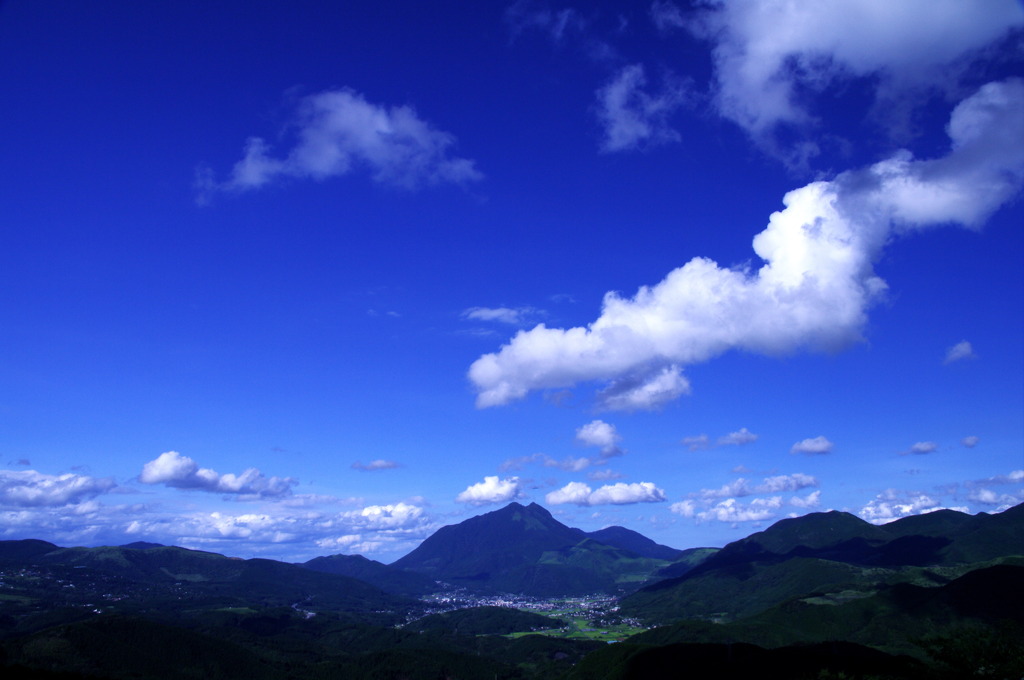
[
  {"x1": 675, "y1": 496, "x2": 783, "y2": 523},
  {"x1": 121, "y1": 500, "x2": 436, "y2": 561},
  {"x1": 455, "y1": 476, "x2": 523, "y2": 505},
  {"x1": 944, "y1": 340, "x2": 977, "y2": 364},
  {"x1": 546, "y1": 481, "x2": 666, "y2": 506},
  {"x1": 197, "y1": 88, "x2": 481, "y2": 201},
  {"x1": 859, "y1": 489, "x2": 966, "y2": 524},
  {"x1": 469, "y1": 79, "x2": 1024, "y2": 410},
  {"x1": 575, "y1": 420, "x2": 623, "y2": 456},
  {"x1": 717, "y1": 427, "x2": 758, "y2": 446},
  {"x1": 0, "y1": 470, "x2": 117, "y2": 507},
  {"x1": 139, "y1": 451, "x2": 296, "y2": 498},
  {"x1": 961, "y1": 435, "x2": 980, "y2": 448},
  {"x1": 596, "y1": 64, "x2": 688, "y2": 152},
  {"x1": 791, "y1": 436, "x2": 834, "y2": 456},
  {"x1": 351, "y1": 459, "x2": 400, "y2": 471},
  {"x1": 596, "y1": 365, "x2": 691, "y2": 411},
  {"x1": 790, "y1": 490, "x2": 822, "y2": 508},
  {"x1": 339, "y1": 502, "x2": 428, "y2": 532},
  {"x1": 691, "y1": 0, "x2": 1024, "y2": 156}
]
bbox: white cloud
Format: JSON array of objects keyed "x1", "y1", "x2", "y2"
[
  {"x1": 469, "y1": 79, "x2": 1024, "y2": 410},
  {"x1": 670, "y1": 499, "x2": 697, "y2": 517},
  {"x1": 139, "y1": 451, "x2": 296, "y2": 498},
  {"x1": 339, "y1": 502, "x2": 428, "y2": 532},
  {"x1": 199, "y1": 88, "x2": 481, "y2": 200},
  {"x1": 758, "y1": 473, "x2": 818, "y2": 493},
  {"x1": 944, "y1": 340, "x2": 977, "y2": 364},
  {"x1": 351, "y1": 459, "x2": 400, "y2": 471},
  {"x1": 545, "y1": 481, "x2": 593, "y2": 506},
  {"x1": 696, "y1": 473, "x2": 818, "y2": 499},
  {"x1": 575, "y1": 419, "x2": 622, "y2": 456},
  {"x1": 596, "y1": 64, "x2": 688, "y2": 153},
  {"x1": 717, "y1": 427, "x2": 758, "y2": 446},
  {"x1": 968, "y1": 487, "x2": 1021, "y2": 506},
  {"x1": 455, "y1": 476, "x2": 523, "y2": 505},
  {"x1": 791, "y1": 436, "x2": 834, "y2": 456},
  {"x1": 698, "y1": 496, "x2": 783, "y2": 523},
  {"x1": 588, "y1": 468, "x2": 624, "y2": 481},
  {"x1": 961, "y1": 435, "x2": 980, "y2": 448},
  {"x1": 0, "y1": 470, "x2": 117, "y2": 507},
  {"x1": 789, "y1": 490, "x2": 822, "y2": 508},
  {"x1": 596, "y1": 365, "x2": 691, "y2": 411},
  {"x1": 546, "y1": 481, "x2": 666, "y2": 506},
  {"x1": 859, "y1": 489, "x2": 951, "y2": 524},
  {"x1": 906, "y1": 441, "x2": 938, "y2": 455},
  {"x1": 692, "y1": 0, "x2": 1024, "y2": 155},
  {"x1": 462, "y1": 306, "x2": 540, "y2": 326}
]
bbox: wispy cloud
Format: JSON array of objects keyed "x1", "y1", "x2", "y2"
[
  {"x1": 649, "y1": 1, "x2": 686, "y2": 34},
  {"x1": 461, "y1": 306, "x2": 541, "y2": 326},
  {"x1": 596, "y1": 64, "x2": 688, "y2": 153},
  {"x1": 944, "y1": 340, "x2": 977, "y2": 364},
  {"x1": 469, "y1": 79, "x2": 1024, "y2": 410},
  {"x1": 695, "y1": 473, "x2": 818, "y2": 500},
  {"x1": 504, "y1": 2, "x2": 584, "y2": 44},
  {"x1": 903, "y1": 441, "x2": 938, "y2": 456},
  {"x1": 197, "y1": 88, "x2": 481, "y2": 202},
  {"x1": 351, "y1": 459, "x2": 401, "y2": 472}
]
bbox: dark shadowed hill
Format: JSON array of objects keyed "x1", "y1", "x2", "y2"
[
  {"x1": 584, "y1": 526, "x2": 682, "y2": 561},
  {"x1": 621, "y1": 503, "x2": 1024, "y2": 624},
  {"x1": 0, "y1": 539, "x2": 415, "y2": 618},
  {"x1": 390, "y1": 502, "x2": 672, "y2": 595},
  {"x1": 302, "y1": 553, "x2": 437, "y2": 597}
]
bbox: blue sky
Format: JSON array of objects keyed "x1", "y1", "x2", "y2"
[{"x1": 1, "y1": 1, "x2": 1022, "y2": 563}]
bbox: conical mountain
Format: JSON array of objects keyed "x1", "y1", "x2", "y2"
[
  {"x1": 391, "y1": 502, "x2": 671, "y2": 596},
  {"x1": 391, "y1": 502, "x2": 585, "y2": 577}
]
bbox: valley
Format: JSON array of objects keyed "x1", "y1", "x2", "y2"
[{"x1": 1, "y1": 502, "x2": 1022, "y2": 679}]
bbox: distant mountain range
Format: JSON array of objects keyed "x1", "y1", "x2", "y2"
[{"x1": 1, "y1": 502, "x2": 1021, "y2": 679}]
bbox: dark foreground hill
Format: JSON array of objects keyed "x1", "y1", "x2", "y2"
[
  {"x1": 0, "y1": 539, "x2": 415, "y2": 627},
  {"x1": 390, "y1": 502, "x2": 678, "y2": 595},
  {"x1": 620, "y1": 504, "x2": 1024, "y2": 625}
]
